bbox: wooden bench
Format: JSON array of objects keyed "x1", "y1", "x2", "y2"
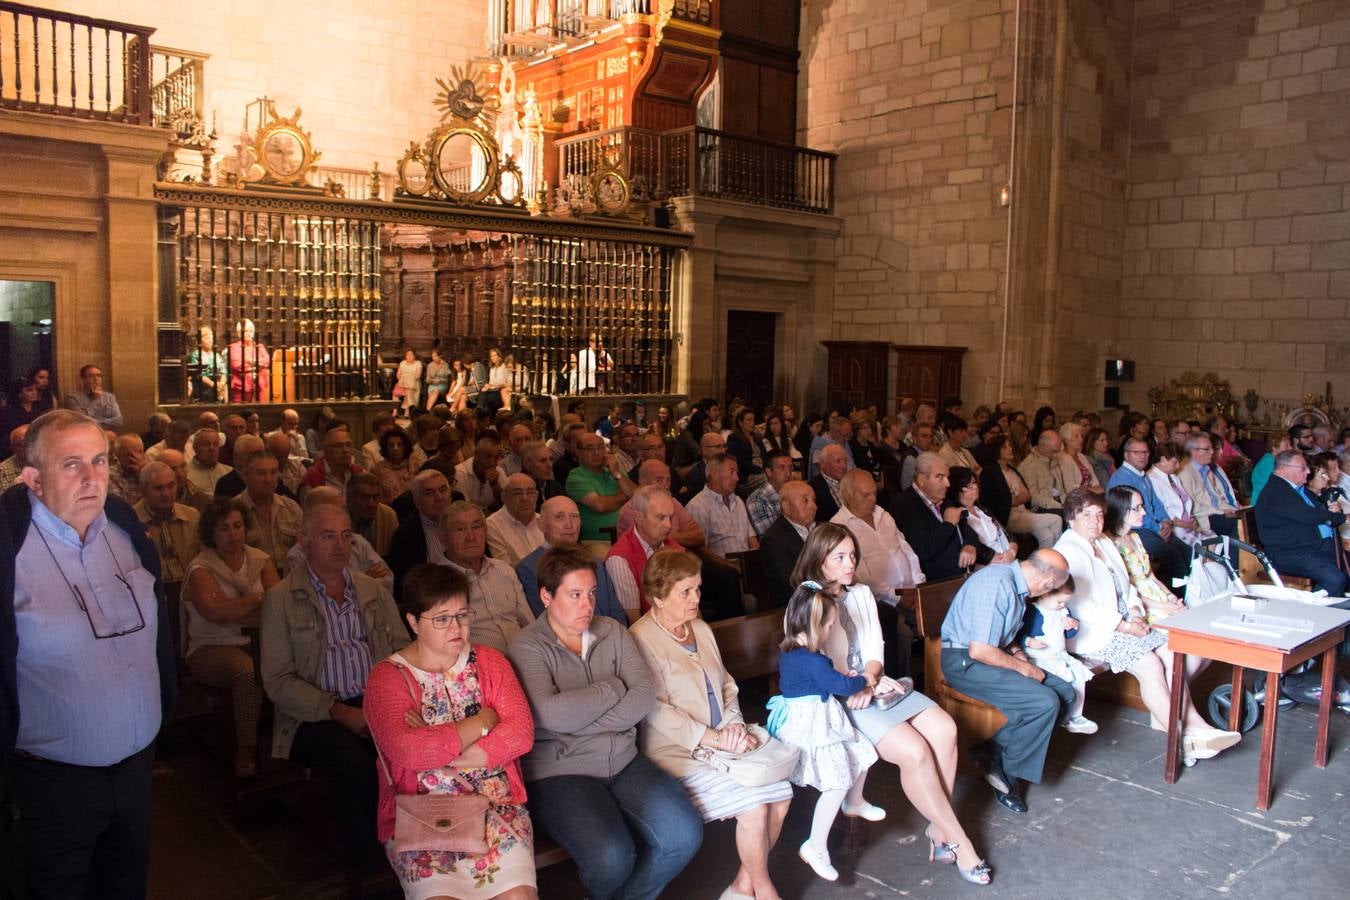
[{"x1": 905, "y1": 574, "x2": 1145, "y2": 755}]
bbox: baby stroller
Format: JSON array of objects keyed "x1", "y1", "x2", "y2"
[{"x1": 1184, "y1": 535, "x2": 1350, "y2": 733}]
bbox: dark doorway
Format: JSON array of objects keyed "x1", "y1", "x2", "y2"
[
  {"x1": 0, "y1": 280, "x2": 56, "y2": 389},
  {"x1": 724, "y1": 310, "x2": 776, "y2": 412}
]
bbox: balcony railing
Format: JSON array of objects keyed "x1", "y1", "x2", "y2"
[
  {"x1": 489, "y1": 1, "x2": 652, "y2": 57},
  {"x1": 149, "y1": 45, "x2": 206, "y2": 135},
  {"x1": 557, "y1": 125, "x2": 836, "y2": 215},
  {"x1": 0, "y1": 1, "x2": 154, "y2": 123}
]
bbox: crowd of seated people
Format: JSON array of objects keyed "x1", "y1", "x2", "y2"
[{"x1": 6, "y1": 382, "x2": 1349, "y2": 900}]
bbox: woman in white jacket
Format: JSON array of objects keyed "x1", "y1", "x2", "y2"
[{"x1": 1053, "y1": 488, "x2": 1238, "y2": 764}]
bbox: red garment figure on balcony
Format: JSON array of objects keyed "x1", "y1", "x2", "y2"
[{"x1": 228, "y1": 318, "x2": 271, "y2": 402}]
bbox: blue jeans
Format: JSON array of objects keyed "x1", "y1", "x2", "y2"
[{"x1": 527, "y1": 754, "x2": 703, "y2": 900}]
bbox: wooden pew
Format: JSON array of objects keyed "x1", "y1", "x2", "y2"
[
  {"x1": 903, "y1": 575, "x2": 1008, "y2": 751},
  {"x1": 710, "y1": 608, "x2": 785, "y2": 686}
]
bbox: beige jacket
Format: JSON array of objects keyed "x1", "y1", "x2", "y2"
[
  {"x1": 260, "y1": 566, "x2": 408, "y2": 758},
  {"x1": 1018, "y1": 452, "x2": 1069, "y2": 510},
  {"x1": 1059, "y1": 451, "x2": 1102, "y2": 493},
  {"x1": 629, "y1": 614, "x2": 744, "y2": 778}
]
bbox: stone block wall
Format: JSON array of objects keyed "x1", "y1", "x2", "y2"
[
  {"x1": 41, "y1": 0, "x2": 489, "y2": 172},
  {"x1": 1120, "y1": 0, "x2": 1350, "y2": 410},
  {"x1": 798, "y1": 0, "x2": 1015, "y2": 403}
]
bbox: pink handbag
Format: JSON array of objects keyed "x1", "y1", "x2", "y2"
[{"x1": 375, "y1": 665, "x2": 490, "y2": 855}]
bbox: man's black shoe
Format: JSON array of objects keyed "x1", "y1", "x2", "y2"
[
  {"x1": 993, "y1": 781, "x2": 1027, "y2": 814},
  {"x1": 969, "y1": 740, "x2": 1010, "y2": 794}
]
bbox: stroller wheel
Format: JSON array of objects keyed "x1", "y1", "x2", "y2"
[{"x1": 1207, "y1": 684, "x2": 1260, "y2": 733}]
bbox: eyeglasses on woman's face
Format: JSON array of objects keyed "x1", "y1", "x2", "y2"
[{"x1": 420, "y1": 609, "x2": 475, "y2": 630}]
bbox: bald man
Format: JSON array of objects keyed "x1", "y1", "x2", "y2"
[
  {"x1": 758, "y1": 479, "x2": 817, "y2": 609},
  {"x1": 514, "y1": 495, "x2": 626, "y2": 622},
  {"x1": 485, "y1": 473, "x2": 545, "y2": 566},
  {"x1": 941, "y1": 550, "x2": 1075, "y2": 814},
  {"x1": 501, "y1": 423, "x2": 534, "y2": 476}
]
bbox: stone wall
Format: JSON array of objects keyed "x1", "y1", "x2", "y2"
[
  {"x1": 798, "y1": 0, "x2": 1014, "y2": 404},
  {"x1": 39, "y1": 0, "x2": 489, "y2": 172},
  {"x1": 1120, "y1": 0, "x2": 1350, "y2": 410}
]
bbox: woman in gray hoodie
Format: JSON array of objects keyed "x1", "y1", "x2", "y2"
[{"x1": 507, "y1": 546, "x2": 703, "y2": 900}]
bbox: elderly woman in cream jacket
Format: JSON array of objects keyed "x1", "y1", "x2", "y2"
[
  {"x1": 630, "y1": 549, "x2": 794, "y2": 900},
  {"x1": 1054, "y1": 488, "x2": 1238, "y2": 763}
]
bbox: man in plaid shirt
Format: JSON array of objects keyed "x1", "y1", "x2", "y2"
[{"x1": 746, "y1": 450, "x2": 794, "y2": 537}]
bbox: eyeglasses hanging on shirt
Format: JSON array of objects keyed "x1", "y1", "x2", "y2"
[{"x1": 34, "y1": 529, "x2": 146, "y2": 640}]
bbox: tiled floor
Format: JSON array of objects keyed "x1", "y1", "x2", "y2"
[{"x1": 148, "y1": 698, "x2": 1350, "y2": 899}]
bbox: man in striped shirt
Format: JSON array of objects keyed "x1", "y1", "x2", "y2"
[{"x1": 260, "y1": 502, "x2": 407, "y2": 869}]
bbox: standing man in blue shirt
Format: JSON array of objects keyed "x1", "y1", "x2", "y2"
[
  {"x1": 1, "y1": 409, "x2": 176, "y2": 899},
  {"x1": 940, "y1": 550, "x2": 1074, "y2": 814}
]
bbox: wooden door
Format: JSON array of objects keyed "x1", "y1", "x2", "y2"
[{"x1": 725, "y1": 310, "x2": 776, "y2": 411}]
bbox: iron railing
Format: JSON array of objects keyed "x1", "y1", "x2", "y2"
[
  {"x1": 557, "y1": 125, "x2": 836, "y2": 215},
  {"x1": 0, "y1": 1, "x2": 153, "y2": 123}
]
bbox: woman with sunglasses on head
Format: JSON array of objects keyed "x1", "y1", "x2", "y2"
[
  {"x1": 365, "y1": 563, "x2": 537, "y2": 899},
  {"x1": 791, "y1": 523, "x2": 990, "y2": 885}
]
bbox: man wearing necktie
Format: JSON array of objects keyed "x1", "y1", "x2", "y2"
[
  {"x1": 1254, "y1": 450, "x2": 1347, "y2": 595},
  {"x1": 1107, "y1": 438, "x2": 1189, "y2": 591},
  {"x1": 1178, "y1": 434, "x2": 1242, "y2": 561}
]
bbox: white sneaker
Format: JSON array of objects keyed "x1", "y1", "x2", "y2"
[
  {"x1": 1062, "y1": 716, "x2": 1098, "y2": 734},
  {"x1": 840, "y1": 799, "x2": 887, "y2": 822},
  {"x1": 799, "y1": 841, "x2": 839, "y2": 881}
]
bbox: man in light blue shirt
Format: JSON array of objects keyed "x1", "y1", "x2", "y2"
[{"x1": 2, "y1": 409, "x2": 175, "y2": 899}]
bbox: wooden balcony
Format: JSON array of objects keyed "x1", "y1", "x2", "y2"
[
  {"x1": 0, "y1": 1, "x2": 154, "y2": 124},
  {"x1": 557, "y1": 125, "x2": 837, "y2": 216}
]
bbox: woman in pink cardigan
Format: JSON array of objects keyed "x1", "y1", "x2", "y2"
[{"x1": 366, "y1": 563, "x2": 537, "y2": 898}]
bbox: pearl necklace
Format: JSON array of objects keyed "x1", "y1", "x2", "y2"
[{"x1": 651, "y1": 611, "x2": 693, "y2": 645}]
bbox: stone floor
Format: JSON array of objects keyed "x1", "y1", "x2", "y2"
[{"x1": 147, "y1": 698, "x2": 1349, "y2": 899}]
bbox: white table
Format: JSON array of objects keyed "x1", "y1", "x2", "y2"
[{"x1": 1154, "y1": 598, "x2": 1350, "y2": 809}]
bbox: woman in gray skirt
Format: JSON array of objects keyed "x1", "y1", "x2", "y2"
[{"x1": 792, "y1": 523, "x2": 989, "y2": 882}]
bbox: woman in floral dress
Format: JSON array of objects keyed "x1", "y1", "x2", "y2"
[{"x1": 366, "y1": 564, "x2": 537, "y2": 899}]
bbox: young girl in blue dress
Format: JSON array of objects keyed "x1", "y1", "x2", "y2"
[{"x1": 767, "y1": 582, "x2": 882, "y2": 882}]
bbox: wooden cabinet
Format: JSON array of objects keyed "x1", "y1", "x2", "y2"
[
  {"x1": 823, "y1": 341, "x2": 893, "y2": 413},
  {"x1": 894, "y1": 345, "x2": 965, "y2": 408}
]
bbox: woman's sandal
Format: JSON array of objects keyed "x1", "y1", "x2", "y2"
[
  {"x1": 957, "y1": 858, "x2": 993, "y2": 886},
  {"x1": 925, "y1": 826, "x2": 958, "y2": 865}
]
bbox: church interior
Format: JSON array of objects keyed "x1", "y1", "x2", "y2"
[{"x1": 1, "y1": 0, "x2": 1348, "y2": 897}]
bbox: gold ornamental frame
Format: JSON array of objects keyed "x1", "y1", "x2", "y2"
[
  {"x1": 396, "y1": 141, "x2": 432, "y2": 197},
  {"x1": 247, "y1": 103, "x2": 321, "y2": 187},
  {"x1": 428, "y1": 125, "x2": 501, "y2": 204}
]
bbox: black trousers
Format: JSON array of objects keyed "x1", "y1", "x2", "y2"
[
  {"x1": 290, "y1": 701, "x2": 382, "y2": 867},
  {"x1": 11, "y1": 744, "x2": 155, "y2": 900}
]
